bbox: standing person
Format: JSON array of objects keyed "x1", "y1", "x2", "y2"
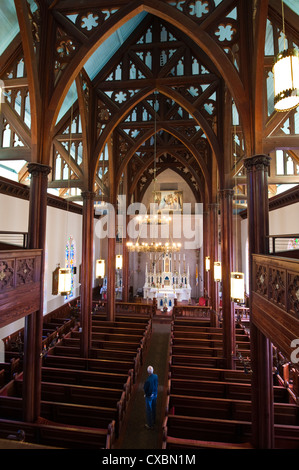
[{"x1": 143, "y1": 365, "x2": 158, "y2": 430}]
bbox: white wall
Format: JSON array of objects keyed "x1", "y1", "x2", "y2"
[
  {"x1": 45, "y1": 206, "x2": 83, "y2": 312},
  {"x1": 269, "y1": 201, "x2": 299, "y2": 235},
  {"x1": 0, "y1": 193, "x2": 101, "y2": 343}
]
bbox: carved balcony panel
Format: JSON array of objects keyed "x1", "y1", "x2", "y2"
[
  {"x1": 254, "y1": 263, "x2": 268, "y2": 297},
  {"x1": 252, "y1": 254, "x2": 299, "y2": 361},
  {"x1": 287, "y1": 273, "x2": 299, "y2": 320},
  {"x1": 269, "y1": 267, "x2": 286, "y2": 310},
  {"x1": 0, "y1": 249, "x2": 42, "y2": 328}
]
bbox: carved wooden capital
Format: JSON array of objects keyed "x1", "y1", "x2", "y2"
[
  {"x1": 81, "y1": 191, "x2": 96, "y2": 200},
  {"x1": 27, "y1": 163, "x2": 51, "y2": 177},
  {"x1": 244, "y1": 155, "x2": 271, "y2": 172},
  {"x1": 219, "y1": 188, "x2": 234, "y2": 199}
]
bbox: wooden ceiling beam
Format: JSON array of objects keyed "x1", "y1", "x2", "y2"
[
  {"x1": 0, "y1": 148, "x2": 31, "y2": 161},
  {"x1": 263, "y1": 135, "x2": 299, "y2": 153},
  {"x1": 1, "y1": 102, "x2": 31, "y2": 148}
]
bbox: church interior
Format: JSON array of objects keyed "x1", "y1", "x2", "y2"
[{"x1": 0, "y1": 0, "x2": 299, "y2": 452}]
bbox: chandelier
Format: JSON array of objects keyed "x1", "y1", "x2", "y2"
[
  {"x1": 126, "y1": 92, "x2": 181, "y2": 254},
  {"x1": 273, "y1": 1, "x2": 299, "y2": 112},
  {"x1": 136, "y1": 214, "x2": 172, "y2": 225},
  {"x1": 126, "y1": 241, "x2": 181, "y2": 253}
]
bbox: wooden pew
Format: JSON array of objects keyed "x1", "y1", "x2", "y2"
[
  {"x1": 169, "y1": 364, "x2": 252, "y2": 383},
  {"x1": 47, "y1": 343, "x2": 142, "y2": 379},
  {"x1": 43, "y1": 354, "x2": 134, "y2": 376},
  {"x1": 0, "y1": 418, "x2": 115, "y2": 449},
  {"x1": 170, "y1": 353, "x2": 226, "y2": 369},
  {"x1": 50, "y1": 343, "x2": 136, "y2": 362},
  {"x1": 162, "y1": 414, "x2": 252, "y2": 445},
  {"x1": 168, "y1": 377, "x2": 290, "y2": 403},
  {"x1": 14, "y1": 377, "x2": 126, "y2": 415},
  {"x1": 91, "y1": 325, "x2": 146, "y2": 336},
  {"x1": 0, "y1": 395, "x2": 120, "y2": 435},
  {"x1": 171, "y1": 344, "x2": 224, "y2": 358},
  {"x1": 166, "y1": 394, "x2": 299, "y2": 425},
  {"x1": 13, "y1": 377, "x2": 127, "y2": 432},
  {"x1": 170, "y1": 352, "x2": 250, "y2": 370},
  {"x1": 163, "y1": 435, "x2": 253, "y2": 449},
  {"x1": 40, "y1": 368, "x2": 133, "y2": 402},
  {"x1": 171, "y1": 336, "x2": 250, "y2": 351},
  {"x1": 274, "y1": 424, "x2": 299, "y2": 448},
  {"x1": 72, "y1": 330, "x2": 145, "y2": 343},
  {"x1": 62, "y1": 336, "x2": 141, "y2": 352},
  {"x1": 89, "y1": 348, "x2": 142, "y2": 378},
  {"x1": 171, "y1": 330, "x2": 249, "y2": 345},
  {"x1": 92, "y1": 314, "x2": 150, "y2": 323}
]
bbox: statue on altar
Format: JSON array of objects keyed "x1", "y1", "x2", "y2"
[{"x1": 143, "y1": 252, "x2": 191, "y2": 311}]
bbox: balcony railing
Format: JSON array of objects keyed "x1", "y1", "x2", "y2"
[
  {"x1": 268, "y1": 234, "x2": 299, "y2": 257},
  {"x1": 252, "y1": 253, "x2": 299, "y2": 362},
  {"x1": 253, "y1": 254, "x2": 299, "y2": 320},
  {"x1": 0, "y1": 231, "x2": 28, "y2": 249},
  {"x1": 0, "y1": 249, "x2": 42, "y2": 328}
]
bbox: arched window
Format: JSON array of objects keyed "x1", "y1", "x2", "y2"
[{"x1": 65, "y1": 235, "x2": 76, "y2": 299}]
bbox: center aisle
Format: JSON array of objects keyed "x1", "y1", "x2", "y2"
[{"x1": 114, "y1": 319, "x2": 171, "y2": 449}]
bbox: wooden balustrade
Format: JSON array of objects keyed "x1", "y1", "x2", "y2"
[{"x1": 172, "y1": 304, "x2": 211, "y2": 319}]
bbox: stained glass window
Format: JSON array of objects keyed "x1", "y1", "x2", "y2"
[
  {"x1": 288, "y1": 238, "x2": 299, "y2": 250},
  {"x1": 65, "y1": 235, "x2": 76, "y2": 299}
]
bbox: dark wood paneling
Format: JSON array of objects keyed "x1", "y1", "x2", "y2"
[
  {"x1": 252, "y1": 254, "x2": 299, "y2": 359},
  {"x1": 0, "y1": 249, "x2": 42, "y2": 328},
  {"x1": 252, "y1": 291, "x2": 299, "y2": 359}
]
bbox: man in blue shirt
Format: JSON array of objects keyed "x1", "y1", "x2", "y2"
[{"x1": 143, "y1": 365, "x2": 158, "y2": 429}]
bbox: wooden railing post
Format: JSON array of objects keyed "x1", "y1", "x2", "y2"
[{"x1": 244, "y1": 154, "x2": 274, "y2": 449}]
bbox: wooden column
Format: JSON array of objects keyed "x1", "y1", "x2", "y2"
[
  {"x1": 244, "y1": 154, "x2": 274, "y2": 449},
  {"x1": 107, "y1": 204, "x2": 116, "y2": 321},
  {"x1": 80, "y1": 191, "x2": 95, "y2": 358},
  {"x1": 208, "y1": 202, "x2": 219, "y2": 327},
  {"x1": 219, "y1": 189, "x2": 235, "y2": 369},
  {"x1": 23, "y1": 162, "x2": 51, "y2": 422},
  {"x1": 122, "y1": 214, "x2": 129, "y2": 302},
  {"x1": 203, "y1": 203, "x2": 210, "y2": 300}
]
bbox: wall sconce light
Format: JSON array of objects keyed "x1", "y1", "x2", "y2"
[
  {"x1": 231, "y1": 272, "x2": 245, "y2": 303},
  {"x1": 58, "y1": 268, "x2": 72, "y2": 296},
  {"x1": 214, "y1": 261, "x2": 222, "y2": 282},
  {"x1": 116, "y1": 254, "x2": 123, "y2": 270},
  {"x1": 96, "y1": 259, "x2": 105, "y2": 278}
]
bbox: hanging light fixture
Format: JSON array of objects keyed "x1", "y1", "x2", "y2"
[
  {"x1": 214, "y1": 261, "x2": 222, "y2": 282},
  {"x1": 126, "y1": 241, "x2": 181, "y2": 253},
  {"x1": 126, "y1": 91, "x2": 180, "y2": 254},
  {"x1": 205, "y1": 256, "x2": 210, "y2": 272},
  {"x1": 96, "y1": 259, "x2": 105, "y2": 278},
  {"x1": 230, "y1": 272, "x2": 245, "y2": 303},
  {"x1": 231, "y1": 119, "x2": 245, "y2": 303},
  {"x1": 58, "y1": 104, "x2": 73, "y2": 297},
  {"x1": 273, "y1": 1, "x2": 299, "y2": 112},
  {"x1": 58, "y1": 267, "x2": 72, "y2": 296}
]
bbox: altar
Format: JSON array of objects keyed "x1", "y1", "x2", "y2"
[{"x1": 143, "y1": 252, "x2": 191, "y2": 311}]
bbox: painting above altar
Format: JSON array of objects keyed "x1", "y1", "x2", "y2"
[{"x1": 153, "y1": 190, "x2": 183, "y2": 212}]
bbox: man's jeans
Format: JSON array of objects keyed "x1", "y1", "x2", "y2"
[{"x1": 145, "y1": 394, "x2": 157, "y2": 427}]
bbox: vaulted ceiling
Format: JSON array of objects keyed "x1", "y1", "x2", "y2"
[{"x1": 0, "y1": 0, "x2": 298, "y2": 209}]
